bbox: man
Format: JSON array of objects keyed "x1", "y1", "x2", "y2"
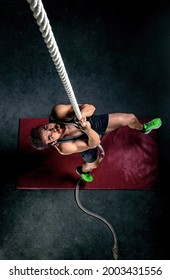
[{"x1": 30, "y1": 104, "x2": 162, "y2": 182}]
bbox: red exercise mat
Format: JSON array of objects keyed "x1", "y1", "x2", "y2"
[{"x1": 17, "y1": 118, "x2": 160, "y2": 190}]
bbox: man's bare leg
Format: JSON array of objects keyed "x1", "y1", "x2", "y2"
[
  {"x1": 106, "y1": 113, "x2": 143, "y2": 132},
  {"x1": 82, "y1": 156, "x2": 100, "y2": 173}
]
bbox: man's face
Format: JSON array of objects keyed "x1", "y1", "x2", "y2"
[{"x1": 39, "y1": 123, "x2": 64, "y2": 146}]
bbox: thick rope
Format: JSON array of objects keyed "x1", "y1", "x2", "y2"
[
  {"x1": 75, "y1": 181, "x2": 119, "y2": 260},
  {"x1": 75, "y1": 145, "x2": 119, "y2": 260},
  {"x1": 27, "y1": 0, "x2": 82, "y2": 120}
]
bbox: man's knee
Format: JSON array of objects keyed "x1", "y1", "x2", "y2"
[
  {"x1": 83, "y1": 158, "x2": 100, "y2": 172},
  {"x1": 127, "y1": 113, "x2": 137, "y2": 124},
  {"x1": 92, "y1": 160, "x2": 100, "y2": 169}
]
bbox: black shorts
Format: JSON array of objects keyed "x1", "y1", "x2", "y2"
[{"x1": 80, "y1": 114, "x2": 109, "y2": 163}]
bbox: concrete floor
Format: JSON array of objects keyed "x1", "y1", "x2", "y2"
[{"x1": 0, "y1": 0, "x2": 170, "y2": 260}]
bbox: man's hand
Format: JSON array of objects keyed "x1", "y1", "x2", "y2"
[
  {"x1": 74, "y1": 116, "x2": 87, "y2": 129},
  {"x1": 80, "y1": 120, "x2": 91, "y2": 133}
]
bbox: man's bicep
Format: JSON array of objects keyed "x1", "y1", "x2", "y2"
[
  {"x1": 50, "y1": 104, "x2": 73, "y2": 119},
  {"x1": 60, "y1": 140, "x2": 89, "y2": 154}
]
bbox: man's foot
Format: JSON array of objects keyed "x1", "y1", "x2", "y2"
[
  {"x1": 75, "y1": 166, "x2": 93, "y2": 182},
  {"x1": 143, "y1": 118, "x2": 162, "y2": 134}
]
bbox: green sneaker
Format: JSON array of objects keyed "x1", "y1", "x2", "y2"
[
  {"x1": 76, "y1": 166, "x2": 93, "y2": 182},
  {"x1": 143, "y1": 118, "x2": 162, "y2": 134}
]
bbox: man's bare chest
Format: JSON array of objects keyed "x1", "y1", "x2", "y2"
[{"x1": 63, "y1": 125, "x2": 82, "y2": 138}]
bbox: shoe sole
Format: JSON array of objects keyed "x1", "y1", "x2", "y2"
[
  {"x1": 144, "y1": 123, "x2": 162, "y2": 134},
  {"x1": 75, "y1": 169, "x2": 93, "y2": 182}
]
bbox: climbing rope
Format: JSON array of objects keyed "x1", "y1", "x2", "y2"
[
  {"x1": 75, "y1": 144, "x2": 119, "y2": 260},
  {"x1": 27, "y1": 0, "x2": 119, "y2": 259},
  {"x1": 75, "y1": 180, "x2": 119, "y2": 260},
  {"x1": 27, "y1": 0, "x2": 82, "y2": 121}
]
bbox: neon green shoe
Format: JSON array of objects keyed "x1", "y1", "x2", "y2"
[
  {"x1": 143, "y1": 118, "x2": 162, "y2": 134},
  {"x1": 76, "y1": 166, "x2": 93, "y2": 182}
]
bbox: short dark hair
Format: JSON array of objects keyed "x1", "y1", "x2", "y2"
[{"x1": 29, "y1": 126, "x2": 47, "y2": 150}]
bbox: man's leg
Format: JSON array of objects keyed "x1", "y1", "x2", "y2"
[
  {"x1": 82, "y1": 156, "x2": 100, "y2": 173},
  {"x1": 106, "y1": 113, "x2": 162, "y2": 134},
  {"x1": 76, "y1": 157, "x2": 100, "y2": 182},
  {"x1": 106, "y1": 113, "x2": 143, "y2": 132},
  {"x1": 76, "y1": 148, "x2": 100, "y2": 182}
]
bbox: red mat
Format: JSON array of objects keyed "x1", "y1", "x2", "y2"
[{"x1": 17, "y1": 118, "x2": 160, "y2": 190}]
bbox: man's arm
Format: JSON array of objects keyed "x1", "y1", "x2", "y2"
[
  {"x1": 50, "y1": 104, "x2": 73, "y2": 120},
  {"x1": 79, "y1": 104, "x2": 96, "y2": 118},
  {"x1": 49, "y1": 104, "x2": 96, "y2": 120},
  {"x1": 81, "y1": 121, "x2": 100, "y2": 148}
]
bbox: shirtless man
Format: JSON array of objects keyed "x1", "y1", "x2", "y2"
[{"x1": 30, "y1": 104, "x2": 162, "y2": 182}]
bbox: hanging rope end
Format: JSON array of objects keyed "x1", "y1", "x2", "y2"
[{"x1": 112, "y1": 246, "x2": 119, "y2": 260}]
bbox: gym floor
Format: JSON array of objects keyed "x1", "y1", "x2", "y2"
[{"x1": 0, "y1": 0, "x2": 169, "y2": 260}]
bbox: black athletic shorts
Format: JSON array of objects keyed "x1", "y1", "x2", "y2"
[{"x1": 80, "y1": 114, "x2": 109, "y2": 163}]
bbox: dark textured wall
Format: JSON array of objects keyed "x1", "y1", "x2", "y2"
[{"x1": 0, "y1": 0, "x2": 169, "y2": 260}]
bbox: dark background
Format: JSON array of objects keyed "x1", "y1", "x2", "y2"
[{"x1": 0, "y1": 0, "x2": 169, "y2": 260}]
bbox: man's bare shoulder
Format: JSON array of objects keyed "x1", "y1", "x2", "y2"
[{"x1": 54, "y1": 139, "x2": 89, "y2": 155}]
